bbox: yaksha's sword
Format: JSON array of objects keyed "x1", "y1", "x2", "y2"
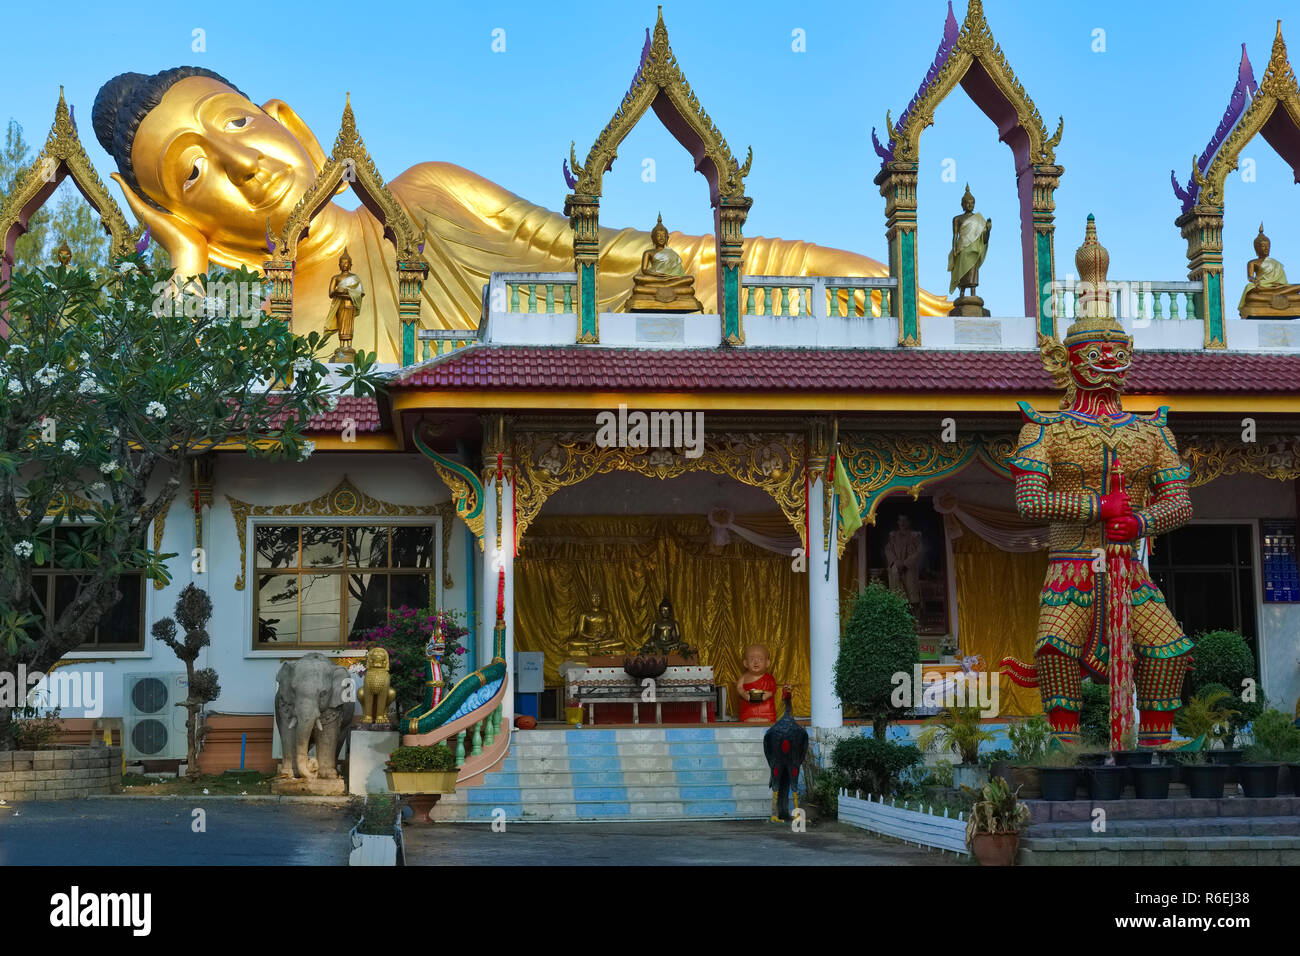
[{"x1": 1105, "y1": 458, "x2": 1137, "y2": 752}]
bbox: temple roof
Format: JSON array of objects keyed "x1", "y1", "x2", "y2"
[
  {"x1": 389, "y1": 346, "x2": 1300, "y2": 395},
  {"x1": 270, "y1": 395, "x2": 385, "y2": 433}
]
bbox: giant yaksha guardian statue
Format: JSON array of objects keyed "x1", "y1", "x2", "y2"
[{"x1": 1002, "y1": 216, "x2": 1194, "y2": 749}]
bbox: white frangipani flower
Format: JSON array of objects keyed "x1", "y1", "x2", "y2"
[
  {"x1": 300, "y1": 440, "x2": 316, "y2": 461},
  {"x1": 35, "y1": 366, "x2": 58, "y2": 386},
  {"x1": 145, "y1": 401, "x2": 167, "y2": 420},
  {"x1": 61, "y1": 439, "x2": 80, "y2": 454},
  {"x1": 12, "y1": 541, "x2": 34, "y2": 559},
  {"x1": 293, "y1": 357, "x2": 311, "y2": 373},
  {"x1": 6, "y1": 379, "x2": 20, "y2": 395},
  {"x1": 100, "y1": 460, "x2": 119, "y2": 474}
]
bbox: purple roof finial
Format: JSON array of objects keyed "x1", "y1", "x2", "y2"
[
  {"x1": 627, "y1": 27, "x2": 651, "y2": 98},
  {"x1": 1172, "y1": 42, "x2": 1258, "y2": 211},
  {"x1": 873, "y1": 1, "x2": 960, "y2": 166},
  {"x1": 265, "y1": 220, "x2": 276, "y2": 254},
  {"x1": 562, "y1": 158, "x2": 577, "y2": 190},
  {"x1": 135, "y1": 224, "x2": 151, "y2": 254}
]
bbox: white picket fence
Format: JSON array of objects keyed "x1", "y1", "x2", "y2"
[{"x1": 837, "y1": 790, "x2": 970, "y2": 857}]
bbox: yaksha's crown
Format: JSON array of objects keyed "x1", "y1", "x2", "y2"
[{"x1": 1065, "y1": 214, "x2": 1131, "y2": 346}]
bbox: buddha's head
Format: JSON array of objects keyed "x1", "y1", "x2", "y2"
[
  {"x1": 651, "y1": 214, "x2": 669, "y2": 249},
  {"x1": 93, "y1": 67, "x2": 328, "y2": 262},
  {"x1": 657, "y1": 598, "x2": 673, "y2": 621},
  {"x1": 590, "y1": 589, "x2": 603, "y2": 611},
  {"x1": 961, "y1": 183, "x2": 975, "y2": 213},
  {"x1": 1255, "y1": 224, "x2": 1271, "y2": 258},
  {"x1": 339, "y1": 249, "x2": 353, "y2": 273}
]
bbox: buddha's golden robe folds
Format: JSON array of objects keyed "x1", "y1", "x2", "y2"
[{"x1": 287, "y1": 163, "x2": 950, "y2": 362}]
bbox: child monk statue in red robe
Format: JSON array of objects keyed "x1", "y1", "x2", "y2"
[{"x1": 736, "y1": 644, "x2": 777, "y2": 723}]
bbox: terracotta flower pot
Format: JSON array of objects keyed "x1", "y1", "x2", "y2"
[{"x1": 970, "y1": 832, "x2": 1020, "y2": 866}]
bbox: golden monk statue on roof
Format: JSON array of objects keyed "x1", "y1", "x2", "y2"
[
  {"x1": 93, "y1": 67, "x2": 951, "y2": 363},
  {"x1": 1239, "y1": 224, "x2": 1300, "y2": 318},
  {"x1": 624, "y1": 214, "x2": 704, "y2": 313}
]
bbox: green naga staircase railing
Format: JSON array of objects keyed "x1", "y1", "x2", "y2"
[{"x1": 402, "y1": 618, "x2": 507, "y2": 741}]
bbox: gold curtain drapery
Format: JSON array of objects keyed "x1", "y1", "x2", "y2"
[
  {"x1": 514, "y1": 515, "x2": 810, "y2": 716},
  {"x1": 950, "y1": 530, "x2": 1045, "y2": 717}
]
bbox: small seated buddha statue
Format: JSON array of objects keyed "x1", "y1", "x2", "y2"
[
  {"x1": 1239, "y1": 224, "x2": 1300, "y2": 318},
  {"x1": 637, "y1": 597, "x2": 696, "y2": 659},
  {"x1": 568, "y1": 589, "x2": 623, "y2": 659},
  {"x1": 735, "y1": 643, "x2": 777, "y2": 723},
  {"x1": 623, "y1": 215, "x2": 704, "y2": 313}
]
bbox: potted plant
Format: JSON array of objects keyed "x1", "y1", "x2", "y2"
[
  {"x1": 1129, "y1": 754, "x2": 1173, "y2": 799},
  {"x1": 917, "y1": 706, "x2": 996, "y2": 789},
  {"x1": 349, "y1": 794, "x2": 401, "y2": 867},
  {"x1": 1035, "y1": 744, "x2": 1081, "y2": 801},
  {"x1": 965, "y1": 776, "x2": 1031, "y2": 866},
  {"x1": 384, "y1": 744, "x2": 458, "y2": 794},
  {"x1": 1004, "y1": 713, "x2": 1051, "y2": 797},
  {"x1": 1240, "y1": 709, "x2": 1300, "y2": 798},
  {"x1": 1174, "y1": 749, "x2": 1229, "y2": 799},
  {"x1": 1081, "y1": 751, "x2": 1125, "y2": 800}
]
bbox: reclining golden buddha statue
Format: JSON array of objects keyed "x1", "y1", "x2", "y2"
[{"x1": 93, "y1": 66, "x2": 950, "y2": 362}]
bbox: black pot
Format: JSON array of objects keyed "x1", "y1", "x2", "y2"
[
  {"x1": 1076, "y1": 752, "x2": 1108, "y2": 767},
  {"x1": 1038, "y1": 767, "x2": 1079, "y2": 801},
  {"x1": 1131, "y1": 765, "x2": 1173, "y2": 799},
  {"x1": 1238, "y1": 763, "x2": 1280, "y2": 799},
  {"x1": 1207, "y1": 750, "x2": 1245, "y2": 785},
  {"x1": 1085, "y1": 765, "x2": 1125, "y2": 800},
  {"x1": 1182, "y1": 763, "x2": 1229, "y2": 799},
  {"x1": 1113, "y1": 750, "x2": 1153, "y2": 767}
]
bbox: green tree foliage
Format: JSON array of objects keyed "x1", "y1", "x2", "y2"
[
  {"x1": 1189, "y1": 630, "x2": 1256, "y2": 695},
  {"x1": 833, "y1": 582, "x2": 919, "y2": 739},
  {"x1": 830, "y1": 735, "x2": 922, "y2": 796},
  {"x1": 1, "y1": 120, "x2": 108, "y2": 270},
  {"x1": 1079, "y1": 679, "x2": 1109, "y2": 747},
  {"x1": 0, "y1": 255, "x2": 379, "y2": 748}
]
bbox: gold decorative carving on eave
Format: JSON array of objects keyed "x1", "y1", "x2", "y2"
[
  {"x1": 834, "y1": 430, "x2": 1017, "y2": 557},
  {"x1": 1202, "y1": 23, "x2": 1300, "y2": 208},
  {"x1": 428, "y1": 458, "x2": 485, "y2": 549},
  {"x1": 150, "y1": 484, "x2": 180, "y2": 590},
  {"x1": 1181, "y1": 435, "x2": 1300, "y2": 487},
  {"x1": 226, "y1": 476, "x2": 451, "y2": 591},
  {"x1": 277, "y1": 94, "x2": 425, "y2": 263},
  {"x1": 512, "y1": 430, "x2": 806, "y2": 550},
  {"x1": 891, "y1": 0, "x2": 1058, "y2": 167},
  {"x1": 570, "y1": 8, "x2": 750, "y2": 201},
  {"x1": 0, "y1": 89, "x2": 143, "y2": 262}
]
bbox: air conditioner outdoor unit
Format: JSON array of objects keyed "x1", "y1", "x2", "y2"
[{"x1": 123, "y1": 673, "x2": 189, "y2": 762}]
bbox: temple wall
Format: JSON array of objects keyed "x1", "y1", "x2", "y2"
[{"x1": 41, "y1": 453, "x2": 466, "y2": 725}]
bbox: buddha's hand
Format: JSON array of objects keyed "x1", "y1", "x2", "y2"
[{"x1": 112, "y1": 173, "x2": 210, "y2": 283}]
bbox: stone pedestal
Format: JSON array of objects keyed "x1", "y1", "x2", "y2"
[
  {"x1": 347, "y1": 728, "x2": 400, "y2": 796},
  {"x1": 949, "y1": 295, "x2": 990, "y2": 317},
  {"x1": 272, "y1": 776, "x2": 346, "y2": 796}
]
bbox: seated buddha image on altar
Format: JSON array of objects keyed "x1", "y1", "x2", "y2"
[
  {"x1": 866, "y1": 498, "x2": 950, "y2": 637},
  {"x1": 1239, "y1": 224, "x2": 1300, "y2": 319}
]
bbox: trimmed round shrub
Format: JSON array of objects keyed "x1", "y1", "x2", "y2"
[
  {"x1": 831, "y1": 735, "x2": 923, "y2": 796},
  {"x1": 834, "y1": 582, "x2": 919, "y2": 738}
]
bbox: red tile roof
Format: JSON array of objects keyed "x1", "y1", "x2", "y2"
[
  {"x1": 390, "y1": 346, "x2": 1300, "y2": 394},
  {"x1": 265, "y1": 395, "x2": 384, "y2": 433}
]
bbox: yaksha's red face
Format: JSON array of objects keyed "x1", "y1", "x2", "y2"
[{"x1": 1067, "y1": 336, "x2": 1131, "y2": 392}]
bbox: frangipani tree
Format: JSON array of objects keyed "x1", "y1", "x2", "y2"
[{"x1": 0, "y1": 255, "x2": 378, "y2": 747}]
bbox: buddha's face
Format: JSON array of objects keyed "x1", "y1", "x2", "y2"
[
  {"x1": 962, "y1": 193, "x2": 975, "y2": 212},
  {"x1": 339, "y1": 254, "x2": 353, "y2": 272},
  {"x1": 657, "y1": 603, "x2": 671, "y2": 622},
  {"x1": 1257, "y1": 237, "x2": 1271, "y2": 257},
  {"x1": 1068, "y1": 337, "x2": 1131, "y2": 392},
  {"x1": 591, "y1": 592, "x2": 602, "y2": 611},
  {"x1": 651, "y1": 226, "x2": 669, "y2": 248},
  {"x1": 131, "y1": 75, "x2": 316, "y2": 251}
]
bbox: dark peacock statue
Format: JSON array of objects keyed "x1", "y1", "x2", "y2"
[{"x1": 763, "y1": 684, "x2": 808, "y2": 822}]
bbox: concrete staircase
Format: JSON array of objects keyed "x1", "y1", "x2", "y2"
[
  {"x1": 1019, "y1": 797, "x2": 1300, "y2": 865},
  {"x1": 430, "y1": 726, "x2": 773, "y2": 823}
]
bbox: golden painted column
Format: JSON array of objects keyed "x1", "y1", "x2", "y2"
[
  {"x1": 262, "y1": 257, "x2": 294, "y2": 326},
  {"x1": 1175, "y1": 203, "x2": 1227, "y2": 349},
  {"x1": 1031, "y1": 163, "x2": 1064, "y2": 337},
  {"x1": 565, "y1": 193, "x2": 601, "y2": 343},
  {"x1": 398, "y1": 258, "x2": 429, "y2": 365},
  {"x1": 875, "y1": 160, "x2": 919, "y2": 346},
  {"x1": 717, "y1": 195, "x2": 753, "y2": 345}
]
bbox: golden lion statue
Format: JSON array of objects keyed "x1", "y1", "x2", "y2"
[{"x1": 358, "y1": 647, "x2": 397, "y2": 727}]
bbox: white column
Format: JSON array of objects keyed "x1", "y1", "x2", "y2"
[
  {"x1": 500, "y1": 475, "x2": 516, "y2": 725},
  {"x1": 808, "y1": 476, "x2": 842, "y2": 728}
]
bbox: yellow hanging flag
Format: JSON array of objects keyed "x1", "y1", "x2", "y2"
[{"x1": 833, "y1": 455, "x2": 862, "y2": 538}]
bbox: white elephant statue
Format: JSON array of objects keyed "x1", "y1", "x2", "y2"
[{"x1": 274, "y1": 653, "x2": 354, "y2": 780}]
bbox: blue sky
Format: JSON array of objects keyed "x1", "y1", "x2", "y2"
[{"x1": 5, "y1": 0, "x2": 1300, "y2": 314}]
